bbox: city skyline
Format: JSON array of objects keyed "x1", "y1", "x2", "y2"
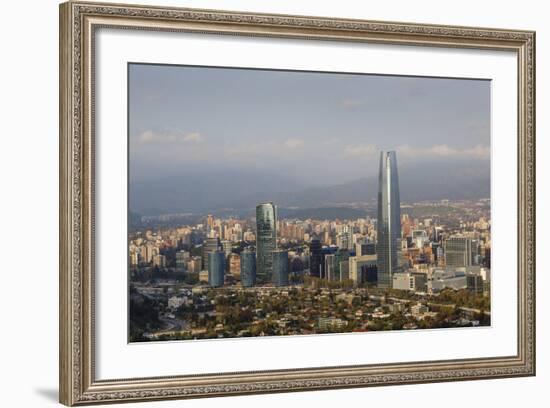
[
  {"x1": 129, "y1": 190, "x2": 492, "y2": 341},
  {"x1": 128, "y1": 66, "x2": 491, "y2": 342},
  {"x1": 129, "y1": 146, "x2": 491, "y2": 341}
]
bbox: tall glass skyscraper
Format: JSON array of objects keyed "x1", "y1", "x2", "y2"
[
  {"x1": 208, "y1": 250, "x2": 225, "y2": 287},
  {"x1": 376, "y1": 151, "x2": 401, "y2": 288},
  {"x1": 256, "y1": 202, "x2": 277, "y2": 282},
  {"x1": 240, "y1": 247, "x2": 257, "y2": 287}
]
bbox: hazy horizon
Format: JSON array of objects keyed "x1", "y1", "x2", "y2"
[{"x1": 129, "y1": 64, "x2": 491, "y2": 214}]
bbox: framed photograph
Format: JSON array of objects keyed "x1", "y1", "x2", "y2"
[{"x1": 59, "y1": 1, "x2": 536, "y2": 405}]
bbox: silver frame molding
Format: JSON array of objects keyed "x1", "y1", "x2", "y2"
[{"x1": 59, "y1": 1, "x2": 536, "y2": 405}]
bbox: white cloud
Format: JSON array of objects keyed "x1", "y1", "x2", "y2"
[
  {"x1": 344, "y1": 144, "x2": 377, "y2": 157},
  {"x1": 181, "y1": 132, "x2": 204, "y2": 143},
  {"x1": 283, "y1": 138, "x2": 305, "y2": 148},
  {"x1": 397, "y1": 144, "x2": 490, "y2": 159},
  {"x1": 138, "y1": 130, "x2": 157, "y2": 144},
  {"x1": 464, "y1": 144, "x2": 491, "y2": 158},
  {"x1": 429, "y1": 144, "x2": 456, "y2": 156},
  {"x1": 137, "y1": 130, "x2": 204, "y2": 144}
]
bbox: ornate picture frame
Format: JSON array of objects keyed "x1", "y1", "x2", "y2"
[{"x1": 59, "y1": 1, "x2": 535, "y2": 405}]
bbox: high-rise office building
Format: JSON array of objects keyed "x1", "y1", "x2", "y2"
[
  {"x1": 256, "y1": 202, "x2": 277, "y2": 281},
  {"x1": 144, "y1": 244, "x2": 158, "y2": 264},
  {"x1": 325, "y1": 253, "x2": 336, "y2": 281},
  {"x1": 349, "y1": 254, "x2": 377, "y2": 286},
  {"x1": 466, "y1": 273, "x2": 484, "y2": 294},
  {"x1": 321, "y1": 246, "x2": 336, "y2": 279},
  {"x1": 175, "y1": 250, "x2": 189, "y2": 271},
  {"x1": 484, "y1": 246, "x2": 491, "y2": 268},
  {"x1": 202, "y1": 237, "x2": 221, "y2": 272},
  {"x1": 208, "y1": 250, "x2": 225, "y2": 287},
  {"x1": 290, "y1": 256, "x2": 305, "y2": 274},
  {"x1": 309, "y1": 239, "x2": 323, "y2": 278},
  {"x1": 339, "y1": 260, "x2": 350, "y2": 281},
  {"x1": 336, "y1": 226, "x2": 353, "y2": 250},
  {"x1": 376, "y1": 151, "x2": 402, "y2": 288},
  {"x1": 336, "y1": 233, "x2": 351, "y2": 251},
  {"x1": 444, "y1": 237, "x2": 473, "y2": 267},
  {"x1": 334, "y1": 248, "x2": 350, "y2": 281},
  {"x1": 240, "y1": 248, "x2": 256, "y2": 287},
  {"x1": 272, "y1": 249, "x2": 289, "y2": 286},
  {"x1": 471, "y1": 239, "x2": 480, "y2": 265}
]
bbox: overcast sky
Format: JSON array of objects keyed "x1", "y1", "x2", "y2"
[{"x1": 129, "y1": 63, "x2": 490, "y2": 186}]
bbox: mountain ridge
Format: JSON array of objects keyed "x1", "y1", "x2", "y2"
[{"x1": 130, "y1": 160, "x2": 490, "y2": 215}]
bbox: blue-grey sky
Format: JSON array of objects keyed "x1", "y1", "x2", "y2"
[{"x1": 129, "y1": 64, "x2": 490, "y2": 187}]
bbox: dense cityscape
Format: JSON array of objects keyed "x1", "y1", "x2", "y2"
[{"x1": 129, "y1": 151, "x2": 491, "y2": 342}]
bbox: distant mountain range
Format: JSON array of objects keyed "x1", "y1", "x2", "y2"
[{"x1": 130, "y1": 160, "x2": 490, "y2": 216}]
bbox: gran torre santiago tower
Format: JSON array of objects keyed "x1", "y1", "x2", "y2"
[{"x1": 376, "y1": 151, "x2": 402, "y2": 288}]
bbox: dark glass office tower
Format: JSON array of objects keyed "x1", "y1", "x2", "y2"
[
  {"x1": 256, "y1": 202, "x2": 277, "y2": 282},
  {"x1": 272, "y1": 249, "x2": 289, "y2": 286},
  {"x1": 202, "y1": 237, "x2": 221, "y2": 272},
  {"x1": 309, "y1": 239, "x2": 323, "y2": 278},
  {"x1": 240, "y1": 247, "x2": 257, "y2": 287},
  {"x1": 208, "y1": 250, "x2": 225, "y2": 287},
  {"x1": 376, "y1": 151, "x2": 401, "y2": 288}
]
